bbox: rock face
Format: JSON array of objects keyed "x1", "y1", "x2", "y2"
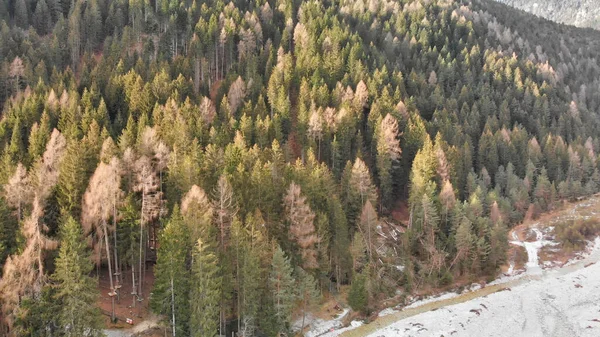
[{"x1": 494, "y1": 0, "x2": 600, "y2": 30}]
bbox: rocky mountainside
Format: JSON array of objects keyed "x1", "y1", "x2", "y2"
[{"x1": 494, "y1": 0, "x2": 600, "y2": 29}]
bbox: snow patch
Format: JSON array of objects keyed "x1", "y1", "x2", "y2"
[
  {"x1": 366, "y1": 236, "x2": 600, "y2": 337},
  {"x1": 302, "y1": 308, "x2": 349, "y2": 337},
  {"x1": 378, "y1": 308, "x2": 398, "y2": 317}
]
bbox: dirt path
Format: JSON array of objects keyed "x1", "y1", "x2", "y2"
[{"x1": 103, "y1": 315, "x2": 161, "y2": 337}]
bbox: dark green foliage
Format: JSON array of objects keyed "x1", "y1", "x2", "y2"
[
  {"x1": 1, "y1": 0, "x2": 600, "y2": 333},
  {"x1": 151, "y1": 209, "x2": 190, "y2": 336},
  {"x1": 190, "y1": 238, "x2": 221, "y2": 337},
  {"x1": 348, "y1": 272, "x2": 368, "y2": 314},
  {"x1": 269, "y1": 245, "x2": 295, "y2": 335},
  {"x1": 0, "y1": 198, "x2": 18, "y2": 275},
  {"x1": 12, "y1": 285, "x2": 60, "y2": 336},
  {"x1": 52, "y1": 215, "x2": 103, "y2": 336}
]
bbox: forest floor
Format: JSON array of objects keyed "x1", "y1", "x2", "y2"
[
  {"x1": 98, "y1": 264, "x2": 157, "y2": 334},
  {"x1": 307, "y1": 194, "x2": 600, "y2": 337}
]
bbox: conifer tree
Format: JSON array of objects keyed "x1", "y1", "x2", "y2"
[
  {"x1": 81, "y1": 158, "x2": 123, "y2": 320},
  {"x1": 7, "y1": 118, "x2": 24, "y2": 163},
  {"x1": 239, "y1": 237, "x2": 262, "y2": 337},
  {"x1": 452, "y1": 216, "x2": 474, "y2": 274},
  {"x1": 3, "y1": 163, "x2": 32, "y2": 220},
  {"x1": 212, "y1": 175, "x2": 237, "y2": 252},
  {"x1": 358, "y1": 200, "x2": 378, "y2": 266},
  {"x1": 409, "y1": 135, "x2": 437, "y2": 206},
  {"x1": 348, "y1": 271, "x2": 368, "y2": 314},
  {"x1": 181, "y1": 185, "x2": 214, "y2": 245},
  {"x1": 190, "y1": 238, "x2": 221, "y2": 337},
  {"x1": 152, "y1": 208, "x2": 190, "y2": 336},
  {"x1": 376, "y1": 114, "x2": 402, "y2": 210},
  {"x1": 296, "y1": 267, "x2": 320, "y2": 331},
  {"x1": 33, "y1": 0, "x2": 51, "y2": 35},
  {"x1": 284, "y1": 182, "x2": 319, "y2": 270},
  {"x1": 57, "y1": 141, "x2": 88, "y2": 216},
  {"x1": 14, "y1": 0, "x2": 29, "y2": 29},
  {"x1": 53, "y1": 216, "x2": 102, "y2": 336},
  {"x1": 269, "y1": 245, "x2": 295, "y2": 335},
  {"x1": 0, "y1": 198, "x2": 18, "y2": 274},
  {"x1": 27, "y1": 112, "x2": 51, "y2": 161}
]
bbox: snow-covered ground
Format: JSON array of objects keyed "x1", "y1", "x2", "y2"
[
  {"x1": 354, "y1": 237, "x2": 600, "y2": 337},
  {"x1": 300, "y1": 308, "x2": 350, "y2": 337},
  {"x1": 509, "y1": 226, "x2": 546, "y2": 275},
  {"x1": 366, "y1": 257, "x2": 600, "y2": 336},
  {"x1": 318, "y1": 234, "x2": 600, "y2": 337}
]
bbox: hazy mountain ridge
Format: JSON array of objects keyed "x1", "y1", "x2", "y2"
[{"x1": 494, "y1": 0, "x2": 600, "y2": 29}]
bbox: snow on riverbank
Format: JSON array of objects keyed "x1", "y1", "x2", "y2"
[
  {"x1": 361, "y1": 237, "x2": 600, "y2": 337},
  {"x1": 302, "y1": 308, "x2": 350, "y2": 337},
  {"x1": 508, "y1": 225, "x2": 560, "y2": 275},
  {"x1": 366, "y1": 258, "x2": 600, "y2": 337}
]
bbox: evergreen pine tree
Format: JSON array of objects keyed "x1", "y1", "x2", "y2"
[
  {"x1": 53, "y1": 215, "x2": 103, "y2": 336},
  {"x1": 269, "y1": 245, "x2": 295, "y2": 335},
  {"x1": 348, "y1": 271, "x2": 368, "y2": 314},
  {"x1": 15, "y1": 0, "x2": 29, "y2": 29},
  {"x1": 151, "y1": 208, "x2": 190, "y2": 336},
  {"x1": 190, "y1": 238, "x2": 222, "y2": 337},
  {"x1": 296, "y1": 268, "x2": 320, "y2": 331}
]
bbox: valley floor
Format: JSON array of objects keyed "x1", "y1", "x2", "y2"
[
  {"x1": 361, "y1": 239, "x2": 600, "y2": 337},
  {"x1": 309, "y1": 196, "x2": 600, "y2": 337}
]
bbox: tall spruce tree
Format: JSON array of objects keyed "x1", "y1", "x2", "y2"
[
  {"x1": 190, "y1": 238, "x2": 221, "y2": 337},
  {"x1": 53, "y1": 215, "x2": 102, "y2": 336},
  {"x1": 269, "y1": 245, "x2": 295, "y2": 336},
  {"x1": 151, "y1": 208, "x2": 190, "y2": 336}
]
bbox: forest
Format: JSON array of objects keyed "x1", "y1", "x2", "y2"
[{"x1": 1, "y1": 0, "x2": 600, "y2": 335}]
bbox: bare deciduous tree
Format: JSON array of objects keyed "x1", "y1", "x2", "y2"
[
  {"x1": 3, "y1": 163, "x2": 32, "y2": 220},
  {"x1": 228, "y1": 76, "x2": 246, "y2": 114},
  {"x1": 308, "y1": 108, "x2": 323, "y2": 160},
  {"x1": 354, "y1": 80, "x2": 368, "y2": 110},
  {"x1": 358, "y1": 200, "x2": 378, "y2": 265},
  {"x1": 181, "y1": 185, "x2": 214, "y2": 244},
  {"x1": 0, "y1": 197, "x2": 58, "y2": 329},
  {"x1": 33, "y1": 129, "x2": 67, "y2": 200},
  {"x1": 436, "y1": 146, "x2": 449, "y2": 182},
  {"x1": 284, "y1": 182, "x2": 319, "y2": 270},
  {"x1": 9, "y1": 57, "x2": 24, "y2": 95},
  {"x1": 212, "y1": 175, "x2": 237, "y2": 252},
  {"x1": 200, "y1": 97, "x2": 217, "y2": 125},
  {"x1": 350, "y1": 158, "x2": 377, "y2": 206},
  {"x1": 82, "y1": 158, "x2": 123, "y2": 322},
  {"x1": 380, "y1": 114, "x2": 402, "y2": 161},
  {"x1": 134, "y1": 155, "x2": 164, "y2": 304},
  {"x1": 0, "y1": 129, "x2": 66, "y2": 328}
]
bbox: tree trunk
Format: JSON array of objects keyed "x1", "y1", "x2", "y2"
[
  {"x1": 237, "y1": 245, "x2": 241, "y2": 334},
  {"x1": 113, "y1": 191, "x2": 120, "y2": 302},
  {"x1": 194, "y1": 57, "x2": 200, "y2": 94},
  {"x1": 139, "y1": 186, "x2": 145, "y2": 300},
  {"x1": 132, "y1": 259, "x2": 137, "y2": 308},
  {"x1": 102, "y1": 219, "x2": 116, "y2": 322},
  {"x1": 171, "y1": 275, "x2": 176, "y2": 337},
  {"x1": 301, "y1": 300, "x2": 306, "y2": 331}
]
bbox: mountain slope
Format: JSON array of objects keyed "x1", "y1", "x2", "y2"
[
  {"x1": 2, "y1": 0, "x2": 600, "y2": 335},
  {"x1": 494, "y1": 0, "x2": 600, "y2": 29}
]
